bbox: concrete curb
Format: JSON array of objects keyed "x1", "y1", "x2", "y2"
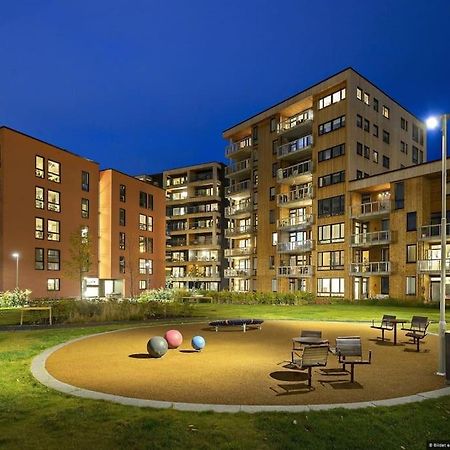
[{"x1": 31, "y1": 323, "x2": 450, "y2": 414}]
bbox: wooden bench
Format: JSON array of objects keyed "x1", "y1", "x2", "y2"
[{"x1": 20, "y1": 306, "x2": 52, "y2": 326}]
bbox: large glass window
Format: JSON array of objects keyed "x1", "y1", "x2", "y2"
[
  {"x1": 318, "y1": 88, "x2": 346, "y2": 110},
  {"x1": 318, "y1": 116, "x2": 345, "y2": 135},
  {"x1": 47, "y1": 190, "x2": 61, "y2": 212},
  {"x1": 407, "y1": 212, "x2": 417, "y2": 231},
  {"x1": 318, "y1": 251, "x2": 344, "y2": 270},
  {"x1": 406, "y1": 244, "x2": 417, "y2": 263},
  {"x1": 394, "y1": 182, "x2": 404, "y2": 209},
  {"x1": 35, "y1": 217, "x2": 44, "y2": 239},
  {"x1": 318, "y1": 144, "x2": 345, "y2": 162},
  {"x1": 47, "y1": 249, "x2": 60, "y2": 270},
  {"x1": 318, "y1": 171, "x2": 345, "y2": 188},
  {"x1": 35, "y1": 187, "x2": 44, "y2": 209},
  {"x1": 318, "y1": 223, "x2": 345, "y2": 244},
  {"x1": 48, "y1": 160, "x2": 61, "y2": 183},
  {"x1": 47, "y1": 220, "x2": 60, "y2": 241},
  {"x1": 35, "y1": 156, "x2": 45, "y2": 178},
  {"x1": 406, "y1": 276, "x2": 416, "y2": 295},
  {"x1": 81, "y1": 198, "x2": 89, "y2": 218},
  {"x1": 318, "y1": 195, "x2": 345, "y2": 217},
  {"x1": 317, "y1": 278, "x2": 344, "y2": 297},
  {"x1": 47, "y1": 278, "x2": 60, "y2": 291}
]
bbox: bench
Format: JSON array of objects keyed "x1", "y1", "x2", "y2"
[
  {"x1": 209, "y1": 319, "x2": 264, "y2": 332},
  {"x1": 20, "y1": 306, "x2": 52, "y2": 326},
  {"x1": 370, "y1": 314, "x2": 396, "y2": 341},
  {"x1": 181, "y1": 296, "x2": 213, "y2": 304},
  {"x1": 401, "y1": 316, "x2": 430, "y2": 352},
  {"x1": 335, "y1": 336, "x2": 371, "y2": 383},
  {"x1": 291, "y1": 344, "x2": 329, "y2": 388}
]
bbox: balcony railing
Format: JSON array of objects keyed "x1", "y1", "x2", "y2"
[
  {"x1": 277, "y1": 109, "x2": 313, "y2": 135},
  {"x1": 277, "y1": 135, "x2": 313, "y2": 159},
  {"x1": 225, "y1": 247, "x2": 255, "y2": 257},
  {"x1": 225, "y1": 136, "x2": 252, "y2": 157},
  {"x1": 277, "y1": 160, "x2": 313, "y2": 184},
  {"x1": 224, "y1": 268, "x2": 253, "y2": 278},
  {"x1": 277, "y1": 214, "x2": 314, "y2": 230},
  {"x1": 278, "y1": 265, "x2": 313, "y2": 277},
  {"x1": 225, "y1": 224, "x2": 254, "y2": 238},
  {"x1": 189, "y1": 255, "x2": 218, "y2": 262},
  {"x1": 225, "y1": 200, "x2": 252, "y2": 217},
  {"x1": 349, "y1": 261, "x2": 392, "y2": 275},
  {"x1": 350, "y1": 230, "x2": 393, "y2": 247},
  {"x1": 349, "y1": 200, "x2": 391, "y2": 218},
  {"x1": 277, "y1": 240, "x2": 314, "y2": 253},
  {"x1": 417, "y1": 259, "x2": 450, "y2": 273},
  {"x1": 277, "y1": 185, "x2": 313, "y2": 206},
  {"x1": 225, "y1": 159, "x2": 251, "y2": 176},
  {"x1": 419, "y1": 224, "x2": 450, "y2": 241},
  {"x1": 226, "y1": 180, "x2": 251, "y2": 197}
]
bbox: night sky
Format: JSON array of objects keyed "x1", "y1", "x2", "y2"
[{"x1": 1, "y1": 0, "x2": 449, "y2": 174}]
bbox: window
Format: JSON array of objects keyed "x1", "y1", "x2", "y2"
[
  {"x1": 406, "y1": 244, "x2": 417, "y2": 263},
  {"x1": 139, "y1": 280, "x2": 147, "y2": 290},
  {"x1": 272, "y1": 140, "x2": 278, "y2": 155},
  {"x1": 382, "y1": 130, "x2": 390, "y2": 144},
  {"x1": 363, "y1": 92, "x2": 370, "y2": 105},
  {"x1": 317, "y1": 278, "x2": 344, "y2": 297},
  {"x1": 412, "y1": 146, "x2": 419, "y2": 164},
  {"x1": 139, "y1": 213, "x2": 147, "y2": 230},
  {"x1": 147, "y1": 216, "x2": 153, "y2": 232},
  {"x1": 139, "y1": 259, "x2": 153, "y2": 274},
  {"x1": 35, "y1": 248, "x2": 44, "y2": 270},
  {"x1": 373, "y1": 150, "x2": 379, "y2": 163},
  {"x1": 119, "y1": 232, "x2": 126, "y2": 250},
  {"x1": 401, "y1": 141, "x2": 407, "y2": 153},
  {"x1": 48, "y1": 160, "x2": 60, "y2": 183},
  {"x1": 139, "y1": 236, "x2": 153, "y2": 253},
  {"x1": 364, "y1": 146, "x2": 370, "y2": 159},
  {"x1": 373, "y1": 98, "x2": 379, "y2": 112},
  {"x1": 382, "y1": 155, "x2": 390, "y2": 169},
  {"x1": 318, "y1": 115, "x2": 345, "y2": 135},
  {"x1": 35, "y1": 156, "x2": 45, "y2": 178},
  {"x1": 356, "y1": 170, "x2": 363, "y2": 179},
  {"x1": 252, "y1": 125, "x2": 258, "y2": 143},
  {"x1": 47, "y1": 249, "x2": 60, "y2": 271},
  {"x1": 356, "y1": 115, "x2": 362, "y2": 128},
  {"x1": 139, "y1": 191, "x2": 148, "y2": 208},
  {"x1": 401, "y1": 117, "x2": 408, "y2": 131},
  {"x1": 271, "y1": 278, "x2": 277, "y2": 293},
  {"x1": 357, "y1": 142, "x2": 363, "y2": 155},
  {"x1": 47, "y1": 190, "x2": 60, "y2": 212},
  {"x1": 120, "y1": 184, "x2": 126, "y2": 202},
  {"x1": 272, "y1": 163, "x2": 278, "y2": 178},
  {"x1": 356, "y1": 87, "x2": 362, "y2": 100},
  {"x1": 35, "y1": 218, "x2": 44, "y2": 239},
  {"x1": 407, "y1": 212, "x2": 417, "y2": 231},
  {"x1": 412, "y1": 124, "x2": 419, "y2": 143},
  {"x1": 394, "y1": 182, "x2": 404, "y2": 209},
  {"x1": 35, "y1": 187, "x2": 44, "y2": 209},
  {"x1": 270, "y1": 117, "x2": 277, "y2": 132},
  {"x1": 406, "y1": 276, "x2": 416, "y2": 296},
  {"x1": 81, "y1": 171, "x2": 89, "y2": 191},
  {"x1": 318, "y1": 171, "x2": 345, "y2": 188},
  {"x1": 269, "y1": 209, "x2": 275, "y2": 224},
  {"x1": 269, "y1": 186, "x2": 276, "y2": 201},
  {"x1": 318, "y1": 223, "x2": 345, "y2": 244},
  {"x1": 47, "y1": 278, "x2": 60, "y2": 291},
  {"x1": 47, "y1": 220, "x2": 60, "y2": 241},
  {"x1": 318, "y1": 195, "x2": 345, "y2": 217},
  {"x1": 119, "y1": 208, "x2": 126, "y2": 226},
  {"x1": 373, "y1": 124, "x2": 379, "y2": 137},
  {"x1": 81, "y1": 198, "x2": 89, "y2": 218},
  {"x1": 363, "y1": 118, "x2": 370, "y2": 132},
  {"x1": 119, "y1": 256, "x2": 126, "y2": 274},
  {"x1": 318, "y1": 88, "x2": 346, "y2": 109},
  {"x1": 318, "y1": 251, "x2": 344, "y2": 270},
  {"x1": 269, "y1": 255, "x2": 275, "y2": 269},
  {"x1": 318, "y1": 144, "x2": 345, "y2": 162},
  {"x1": 272, "y1": 232, "x2": 278, "y2": 246},
  {"x1": 382, "y1": 105, "x2": 390, "y2": 119}
]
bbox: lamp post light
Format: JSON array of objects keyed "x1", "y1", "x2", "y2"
[
  {"x1": 11, "y1": 252, "x2": 20, "y2": 289},
  {"x1": 426, "y1": 114, "x2": 448, "y2": 376}
]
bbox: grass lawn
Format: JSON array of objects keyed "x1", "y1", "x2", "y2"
[{"x1": 0, "y1": 304, "x2": 449, "y2": 449}]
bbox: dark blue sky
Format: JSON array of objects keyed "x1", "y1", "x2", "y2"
[{"x1": 1, "y1": 0, "x2": 449, "y2": 173}]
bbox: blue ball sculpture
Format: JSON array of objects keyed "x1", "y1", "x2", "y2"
[
  {"x1": 191, "y1": 335, "x2": 206, "y2": 351},
  {"x1": 147, "y1": 336, "x2": 168, "y2": 358}
]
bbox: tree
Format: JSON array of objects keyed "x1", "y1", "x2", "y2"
[{"x1": 65, "y1": 226, "x2": 93, "y2": 300}]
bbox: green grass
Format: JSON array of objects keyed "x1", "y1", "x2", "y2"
[{"x1": 0, "y1": 305, "x2": 449, "y2": 449}]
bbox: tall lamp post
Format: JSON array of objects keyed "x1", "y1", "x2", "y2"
[
  {"x1": 426, "y1": 114, "x2": 448, "y2": 376},
  {"x1": 11, "y1": 252, "x2": 20, "y2": 289}
]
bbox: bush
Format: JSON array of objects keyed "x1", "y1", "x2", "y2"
[
  {"x1": 205, "y1": 290, "x2": 314, "y2": 305},
  {"x1": 0, "y1": 289, "x2": 32, "y2": 307}
]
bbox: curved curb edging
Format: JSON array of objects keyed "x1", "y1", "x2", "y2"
[{"x1": 31, "y1": 323, "x2": 450, "y2": 414}]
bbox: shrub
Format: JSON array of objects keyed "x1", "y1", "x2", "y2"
[
  {"x1": 0, "y1": 289, "x2": 32, "y2": 307},
  {"x1": 205, "y1": 290, "x2": 313, "y2": 305}
]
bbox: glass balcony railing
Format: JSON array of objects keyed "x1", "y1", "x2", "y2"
[
  {"x1": 350, "y1": 200, "x2": 391, "y2": 218},
  {"x1": 349, "y1": 261, "x2": 392, "y2": 275},
  {"x1": 225, "y1": 224, "x2": 254, "y2": 238},
  {"x1": 224, "y1": 247, "x2": 256, "y2": 257},
  {"x1": 225, "y1": 200, "x2": 252, "y2": 217},
  {"x1": 225, "y1": 159, "x2": 251, "y2": 176},
  {"x1": 277, "y1": 184, "x2": 313, "y2": 206},
  {"x1": 226, "y1": 180, "x2": 251, "y2": 196},
  {"x1": 277, "y1": 265, "x2": 313, "y2": 277},
  {"x1": 417, "y1": 258, "x2": 450, "y2": 272},
  {"x1": 419, "y1": 224, "x2": 450, "y2": 240},
  {"x1": 350, "y1": 230, "x2": 393, "y2": 247},
  {"x1": 225, "y1": 136, "x2": 252, "y2": 157},
  {"x1": 277, "y1": 135, "x2": 313, "y2": 159},
  {"x1": 277, "y1": 240, "x2": 313, "y2": 253},
  {"x1": 277, "y1": 160, "x2": 313, "y2": 184},
  {"x1": 277, "y1": 214, "x2": 314, "y2": 230},
  {"x1": 277, "y1": 109, "x2": 313, "y2": 134},
  {"x1": 224, "y1": 268, "x2": 253, "y2": 278}
]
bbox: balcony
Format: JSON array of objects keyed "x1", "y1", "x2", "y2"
[
  {"x1": 350, "y1": 230, "x2": 394, "y2": 247},
  {"x1": 277, "y1": 135, "x2": 313, "y2": 161},
  {"x1": 419, "y1": 224, "x2": 450, "y2": 242},
  {"x1": 277, "y1": 109, "x2": 313, "y2": 137},
  {"x1": 225, "y1": 247, "x2": 256, "y2": 257},
  {"x1": 349, "y1": 261, "x2": 392, "y2": 276},
  {"x1": 225, "y1": 224, "x2": 254, "y2": 238},
  {"x1": 225, "y1": 136, "x2": 252, "y2": 158},
  {"x1": 169, "y1": 274, "x2": 221, "y2": 282},
  {"x1": 277, "y1": 214, "x2": 314, "y2": 231},
  {"x1": 225, "y1": 159, "x2": 251, "y2": 177},
  {"x1": 277, "y1": 240, "x2": 314, "y2": 254},
  {"x1": 225, "y1": 200, "x2": 253, "y2": 218},
  {"x1": 226, "y1": 180, "x2": 252, "y2": 199},
  {"x1": 417, "y1": 259, "x2": 450, "y2": 273},
  {"x1": 224, "y1": 268, "x2": 253, "y2": 278},
  {"x1": 349, "y1": 200, "x2": 391, "y2": 219},
  {"x1": 277, "y1": 160, "x2": 313, "y2": 185},
  {"x1": 277, "y1": 185, "x2": 313, "y2": 207},
  {"x1": 278, "y1": 265, "x2": 313, "y2": 278}
]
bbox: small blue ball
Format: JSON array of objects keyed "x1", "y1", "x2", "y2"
[{"x1": 191, "y1": 335, "x2": 206, "y2": 351}]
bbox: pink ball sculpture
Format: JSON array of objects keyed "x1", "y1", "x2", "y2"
[{"x1": 164, "y1": 329, "x2": 183, "y2": 349}]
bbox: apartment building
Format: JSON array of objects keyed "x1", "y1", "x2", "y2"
[
  {"x1": 98, "y1": 170, "x2": 166, "y2": 298},
  {"x1": 223, "y1": 67, "x2": 426, "y2": 298},
  {"x1": 163, "y1": 162, "x2": 227, "y2": 291},
  {"x1": 0, "y1": 127, "x2": 99, "y2": 298}
]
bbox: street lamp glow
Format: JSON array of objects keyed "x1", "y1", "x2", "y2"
[
  {"x1": 11, "y1": 252, "x2": 19, "y2": 289},
  {"x1": 12, "y1": 252, "x2": 19, "y2": 258},
  {"x1": 426, "y1": 116, "x2": 439, "y2": 130}
]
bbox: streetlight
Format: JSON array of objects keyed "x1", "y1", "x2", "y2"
[
  {"x1": 427, "y1": 114, "x2": 448, "y2": 376},
  {"x1": 11, "y1": 252, "x2": 19, "y2": 289},
  {"x1": 145, "y1": 261, "x2": 150, "y2": 291}
]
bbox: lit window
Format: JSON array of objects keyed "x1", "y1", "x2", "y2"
[
  {"x1": 36, "y1": 156, "x2": 45, "y2": 178},
  {"x1": 35, "y1": 248, "x2": 44, "y2": 270},
  {"x1": 139, "y1": 280, "x2": 147, "y2": 290},
  {"x1": 119, "y1": 208, "x2": 126, "y2": 226},
  {"x1": 139, "y1": 213, "x2": 147, "y2": 230},
  {"x1": 47, "y1": 190, "x2": 60, "y2": 212},
  {"x1": 317, "y1": 278, "x2": 344, "y2": 297},
  {"x1": 119, "y1": 232, "x2": 126, "y2": 250},
  {"x1": 406, "y1": 276, "x2": 416, "y2": 295},
  {"x1": 272, "y1": 232, "x2": 278, "y2": 246},
  {"x1": 363, "y1": 92, "x2": 370, "y2": 105},
  {"x1": 147, "y1": 216, "x2": 153, "y2": 232},
  {"x1": 373, "y1": 150, "x2": 379, "y2": 163},
  {"x1": 119, "y1": 256, "x2": 126, "y2": 274},
  {"x1": 356, "y1": 87, "x2": 362, "y2": 100},
  {"x1": 81, "y1": 198, "x2": 89, "y2": 218},
  {"x1": 35, "y1": 187, "x2": 44, "y2": 209},
  {"x1": 47, "y1": 220, "x2": 60, "y2": 241},
  {"x1": 47, "y1": 249, "x2": 60, "y2": 271},
  {"x1": 35, "y1": 218, "x2": 44, "y2": 239},
  {"x1": 48, "y1": 160, "x2": 61, "y2": 183},
  {"x1": 47, "y1": 278, "x2": 60, "y2": 291},
  {"x1": 382, "y1": 106, "x2": 390, "y2": 119},
  {"x1": 119, "y1": 184, "x2": 126, "y2": 202},
  {"x1": 406, "y1": 244, "x2": 417, "y2": 263}
]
